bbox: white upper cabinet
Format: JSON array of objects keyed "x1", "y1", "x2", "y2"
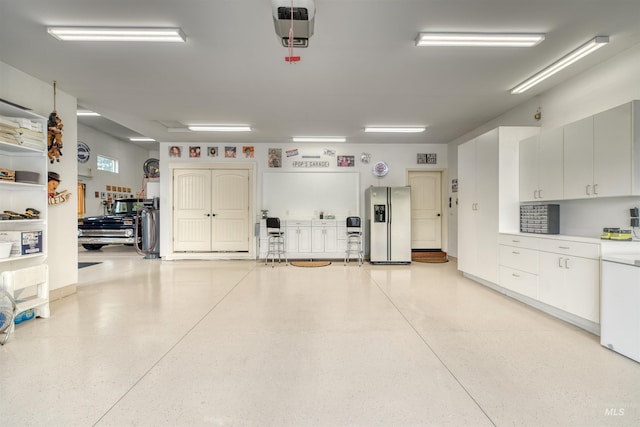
[
  {"x1": 563, "y1": 101, "x2": 639, "y2": 199},
  {"x1": 520, "y1": 128, "x2": 564, "y2": 202},
  {"x1": 563, "y1": 116, "x2": 595, "y2": 199},
  {"x1": 537, "y1": 128, "x2": 564, "y2": 201},
  {"x1": 519, "y1": 134, "x2": 539, "y2": 202},
  {"x1": 593, "y1": 102, "x2": 633, "y2": 197}
]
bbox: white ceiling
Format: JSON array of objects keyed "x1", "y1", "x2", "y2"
[{"x1": 2, "y1": 0, "x2": 640, "y2": 148}]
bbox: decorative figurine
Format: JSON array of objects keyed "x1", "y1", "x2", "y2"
[{"x1": 47, "y1": 111, "x2": 63, "y2": 163}]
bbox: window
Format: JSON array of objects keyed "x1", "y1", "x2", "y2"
[{"x1": 97, "y1": 155, "x2": 119, "y2": 173}]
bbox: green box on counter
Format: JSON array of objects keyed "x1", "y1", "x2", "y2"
[{"x1": 0, "y1": 230, "x2": 43, "y2": 256}]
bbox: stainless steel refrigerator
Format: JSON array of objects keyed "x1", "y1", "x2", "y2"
[{"x1": 365, "y1": 186, "x2": 411, "y2": 264}]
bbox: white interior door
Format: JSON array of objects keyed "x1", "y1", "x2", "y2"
[
  {"x1": 211, "y1": 169, "x2": 249, "y2": 251},
  {"x1": 408, "y1": 171, "x2": 442, "y2": 250},
  {"x1": 173, "y1": 169, "x2": 212, "y2": 252}
]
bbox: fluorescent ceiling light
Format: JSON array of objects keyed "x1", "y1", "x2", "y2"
[
  {"x1": 187, "y1": 125, "x2": 252, "y2": 132},
  {"x1": 511, "y1": 36, "x2": 609, "y2": 94},
  {"x1": 293, "y1": 137, "x2": 346, "y2": 143},
  {"x1": 77, "y1": 110, "x2": 100, "y2": 116},
  {"x1": 416, "y1": 32, "x2": 545, "y2": 47},
  {"x1": 47, "y1": 27, "x2": 186, "y2": 42},
  {"x1": 129, "y1": 137, "x2": 156, "y2": 142},
  {"x1": 365, "y1": 126, "x2": 426, "y2": 133}
]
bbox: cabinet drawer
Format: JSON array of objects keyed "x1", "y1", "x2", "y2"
[
  {"x1": 499, "y1": 266, "x2": 538, "y2": 299},
  {"x1": 499, "y1": 245, "x2": 538, "y2": 274},
  {"x1": 312, "y1": 219, "x2": 336, "y2": 227},
  {"x1": 537, "y1": 239, "x2": 600, "y2": 259},
  {"x1": 498, "y1": 234, "x2": 539, "y2": 250},
  {"x1": 286, "y1": 220, "x2": 311, "y2": 227}
]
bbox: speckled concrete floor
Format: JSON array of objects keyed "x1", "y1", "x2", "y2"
[{"x1": 1, "y1": 246, "x2": 638, "y2": 426}]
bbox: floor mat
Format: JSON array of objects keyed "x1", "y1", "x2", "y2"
[
  {"x1": 411, "y1": 251, "x2": 449, "y2": 263},
  {"x1": 290, "y1": 261, "x2": 332, "y2": 267},
  {"x1": 78, "y1": 262, "x2": 102, "y2": 269}
]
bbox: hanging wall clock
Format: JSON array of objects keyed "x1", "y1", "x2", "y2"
[{"x1": 372, "y1": 161, "x2": 389, "y2": 177}]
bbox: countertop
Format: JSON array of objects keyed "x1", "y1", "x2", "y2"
[{"x1": 602, "y1": 253, "x2": 640, "y2": 266}]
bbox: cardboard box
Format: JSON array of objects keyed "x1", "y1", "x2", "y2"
[
  {"x1": 0, "y1": 167, "x2": 15, "y2": 182},
  {"x1": 0, "y1": 230, "x2": 43, "y2": 256}
]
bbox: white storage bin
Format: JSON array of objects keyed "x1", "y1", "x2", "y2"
[{"x1": 0, "y1": 241, "x2": 12, "y2": 259}]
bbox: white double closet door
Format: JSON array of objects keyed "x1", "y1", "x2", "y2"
[{"x1": 173, "y1": 168, "x2": 249, "y2": 252}]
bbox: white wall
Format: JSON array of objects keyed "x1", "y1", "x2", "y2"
[
  {"x1": 78, "y1": 124, "x2": 152, "y2": 216},
  {"x1": 447, "y1": 42, "x2": 640, "y2": 256},
  {"x1": 0, "y1": 61, "x2": 78, "y2": 291},
  {"x1": 158, "y1": 142, "x2": 448, "y2": 257}
]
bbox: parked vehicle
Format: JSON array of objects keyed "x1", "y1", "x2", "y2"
[{"x1": 78, "y1": 198, "x2": 147, "y2": 250}]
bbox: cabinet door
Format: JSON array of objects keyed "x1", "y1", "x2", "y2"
[
  {"x1": 457, "y1": 140, "x2": 477, "y2": 274},
  {"x1": 519, "y1": 134, "x2": 539, "y2": 202},
  {"x1": 593, "y1": 103, "x2": 632, "y2": 197},
  {"x1": 285, "y1": 227, "x2": 299, "y2": 252},
  {"x1": 474, "y1": 130, "x2": 499, "y2": 283},
  {"x1": 336, "y1": 227, "x2": 347, "y2": 252},
  {"x1": 563, "y1": 117, "x2": 594, "y2": 199},
  {"x1": 537, "y1": 127, "x2": 564, "y2": 201},
  {"x1": 563, "y1": 257, "x2": 600, "y2": 322},
  {"x1": 324, "y1": 227, "x2": 338, "y2": 252},
  {"x1": 298, "y1": 227, "x2": 312, "y2": 252},
  {"x1": 311, "y1": 228, "x2": 325, "y2": 252},
  {"x1": 538, "y1": 252, "x2": 567, "y2": 310}
]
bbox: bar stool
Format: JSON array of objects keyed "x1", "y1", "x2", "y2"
[
  {"x1": 265, "y1": 217, "x2": 287, "y2": 267},
  {"x1": 344, "y1": 216, "x2": 363, "y2": 266}
]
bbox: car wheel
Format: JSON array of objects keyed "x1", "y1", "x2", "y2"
[{"x1": 82, "y1": 244, "x2": 104, "y2": 251}]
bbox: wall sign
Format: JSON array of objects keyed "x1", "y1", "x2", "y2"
[
  {"x1": 417, "y1": 153, "x2": 437, "y2": 164},
  {"x1": 77, "y1": 141, "x2": 90, "y2": 163},
  {"x1": 292, "y1": 160, "x2": 330, "y2": 168},
  {"x1": 372, "y1": 161, "x2": 389, "y2": 177}
]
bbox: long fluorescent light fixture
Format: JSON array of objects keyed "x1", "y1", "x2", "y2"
[
  {"x1": 129, "y1": 137, "x2": 156, "y2": 142},
  {"x1": 511, "y1": 36, "x2": 609, "y2": 94},
  {"x1": 47, "y1": 27, "x2": 186, "y2": 42},
  {"x1": 188, "y1": 125, "x2": 251, "y2": 132},
  {"x1": 416, "y1": 32, "x2": 545, "y2": 47},
  {"x1": 77, "y1": 110, "x2": 100, "y2": 116},
  {"x1": 365, "y1": 126, "x2": 426, "y2": 133},
  {"x1": 293, "y1": 137, "x2": 346, "y2": 143}
]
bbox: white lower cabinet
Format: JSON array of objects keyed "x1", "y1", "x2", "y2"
[
  {"x1": 539, "y1": 252, "x2": 600, "y2": 323},
  {"x1": 311, "y1": 220, "x2": 337, "y2": 253},
  {"x1": 260, "y1": 219, "x2": 345, "y2": 259},
  {"x1": 285, "y1": 220, "x2": 311, "y2": 254},
  {"x1": 498, "y1": 234, "x2": 600, "y2": 327},
  {"x1": 498, "y1": 243, "x2": 539, "y2": 299},
  {"x1": 499, "y1": 266, "x2": 539, "y2": 299}
]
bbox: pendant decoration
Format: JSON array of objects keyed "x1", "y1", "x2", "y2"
[{"x1": 47, "y1": 81, "x2": 64, "y2": 164}]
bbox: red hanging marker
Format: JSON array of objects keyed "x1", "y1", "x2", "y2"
[{"x1": 285, "y1": 56, "x2": 301, "y2": 62}]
